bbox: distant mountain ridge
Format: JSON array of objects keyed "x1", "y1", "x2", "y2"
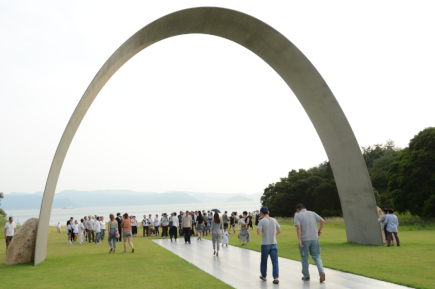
[{"x1": 2, "y1": 190, "x2": 262, "y2": 210}]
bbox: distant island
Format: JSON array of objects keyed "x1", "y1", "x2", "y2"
[
  {"x1": 226, "y1": 195, "x2": 254, "y2": 202},
  {"x1": 2, "y1": 190, "x2": 262, "y2": 210}
]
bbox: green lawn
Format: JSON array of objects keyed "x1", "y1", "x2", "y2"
[
  {"x1": 2, "y1": 221, "x2": 434, "y2": 289},
  {"x1": 0, "y1": 227, "x2": 232, "y2": 289},
  {"x1": 203, "y1": 219, "x2": 435, "y2": 289}
]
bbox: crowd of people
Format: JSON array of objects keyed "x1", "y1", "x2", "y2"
[{"x1": 56, "y1": 205, "x2": 329, "y2": 285}]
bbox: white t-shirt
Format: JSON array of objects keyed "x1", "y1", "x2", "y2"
[
  {"x1": 72, "y1": 223, "x2": 78, "y2": 234},
  {"x1": 57, "y1": 223, "x2": 61, "y2": 229},
  {"x1": 154, "y1": 217, "x2": 160, "y2": 226},
  {"x1": 79, "y1": 223, "x2": 84, "y2": 232},
  {"x1": 94, "y1": 221, "x2": 101, "y2": 233},
  {"x1": 5, "y1": 222, "x2": 16, "y2": 236},
  {"x1": 100, "y1": 221, "x2": 105, "y2": 230}
]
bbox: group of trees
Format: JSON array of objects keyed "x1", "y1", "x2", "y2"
[{"x1": 261, "y1": 127, "x2": 435, "y2": 218}]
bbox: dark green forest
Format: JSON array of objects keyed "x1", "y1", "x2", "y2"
[{"x1": 261, "y1": 127, "x2": 435, "y2": 218}]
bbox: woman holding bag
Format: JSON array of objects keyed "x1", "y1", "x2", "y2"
[{"x1": 107, "y1": 214, "x2": 119, "y2": 253}]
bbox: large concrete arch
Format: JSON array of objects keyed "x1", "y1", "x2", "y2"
[{"x1": 34, "y1": 7, "x2": 382, "y2": 265}]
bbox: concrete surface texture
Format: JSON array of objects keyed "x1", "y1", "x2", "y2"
[
  {"x1": 6, "y1": 218, "x2": 38, "y2": 265},
  {"x1": 34, "y1": 7, "x2": 382, "y2": 265},
  {"x1": 153, "y1": 238, "x2": 413, "y2": 289}
]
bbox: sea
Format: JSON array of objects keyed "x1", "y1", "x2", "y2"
[{"x1": 7, "y1": 201, "x2": 261, "y2": 226}]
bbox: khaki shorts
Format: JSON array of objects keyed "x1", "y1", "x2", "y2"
[
  {"x1": 6, "y1": 236, "x2": 13, "y2": 246},
  {"x1": 123, "y1": 231, "x2": 132, "y2": 238}
]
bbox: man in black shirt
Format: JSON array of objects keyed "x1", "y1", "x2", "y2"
[
  {"x1": 178, "y1": 211, "x2": 184, "y2": 236},
  {"x1": 248, "y1": 212, "x2": 253, "y2": 229},
  {"x1": 116, "y1": 213, "x2": 122, "y2": 241}
]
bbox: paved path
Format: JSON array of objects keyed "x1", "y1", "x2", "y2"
[{"x1": 153, "y1": 238, "x2": 412, "y2": 289}]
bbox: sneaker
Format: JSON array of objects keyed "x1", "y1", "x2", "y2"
[{"x1": 302, "y1": 277, "x2": 310, "y2": 281}]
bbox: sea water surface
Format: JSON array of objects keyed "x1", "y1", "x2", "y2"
[{"x1": 7, "y1": 201, "x2": 261, "y2": 225}]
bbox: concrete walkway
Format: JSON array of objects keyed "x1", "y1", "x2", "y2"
[{"x1": 153, "y1": 238, "x2": 412, "y2": 289}]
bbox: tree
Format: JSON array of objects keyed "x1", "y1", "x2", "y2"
[
  {"x1": 0, "y1": 192, "x2": 5, "y2": 217},
  {"x1": 362, "y1": 140, "x2": 401, "y2": 208},
  {"x1": 261, "y1": 162, "x2": 342, "y2": 217},
  {"x1": 388, "y1": 127, "x2": 435, "y2": 217}
]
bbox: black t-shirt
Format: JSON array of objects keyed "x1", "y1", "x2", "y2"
[
  {"x1": 230, "y1": 216, "x2": 234, "y2": 224},
  {"x1": 116, "y1": 217, "x2": 122, "y2": 227},
  {"x1": 197, "y1": 216, "x2": 203, "y2": 223}
]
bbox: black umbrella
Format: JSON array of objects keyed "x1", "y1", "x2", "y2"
[{"x1": 211, "y1": 209, "x2": 221, "y2": 213}]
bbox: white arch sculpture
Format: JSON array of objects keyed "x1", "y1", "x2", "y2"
[{"x1": 34, "y1": 7, "x2": 382, "y2": 265}]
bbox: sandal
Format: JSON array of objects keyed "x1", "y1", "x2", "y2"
[
  {"x1": 273, "y1": 279, "x2": 279, "y2": 284},
  {"x1": 260, "y1": 276, "x2": 267, "y2": 281}
]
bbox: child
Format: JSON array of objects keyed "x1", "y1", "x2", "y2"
[
  {"x1": 221, "y1": 228, "x2": 229, "y2": 247},
  {"x1": 79, "y1": 219, "x2": 85, "y2": 244},
  {"x1": 57, "y1": 222, "x2": 61, "y2": 234}
]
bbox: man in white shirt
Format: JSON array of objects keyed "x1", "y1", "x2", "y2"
[
  {"x1": 94, "y1": 216, "x2": 101, "y2": 244},
  {"x1": 154, "y1": 214, "x2": 160, "y2": 236},
  {"x1": 4, "y1": 216, "x2": 17, "y2": 253}
]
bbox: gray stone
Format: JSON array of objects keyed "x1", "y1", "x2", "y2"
[
  {"x1": 35, "y1": 7, "x2": 382, "y2": 265},
  {"x1": 6, "y1": 218, "x2": 38, "y2": 265}
]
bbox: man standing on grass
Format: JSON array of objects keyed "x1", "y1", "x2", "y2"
[
  {"x1": 294, "y1": 203, "x2": 326, "y2": 283},
  {"x1": 142, "y1": 215, "x2": 149, "y2": 237},
  {"x1": 4, "y1": 216, "x2": 17, "y2": 254},
  {"x1": 222, "y1": 211, "x2": 229, "y2": 231},
  {"x1": 116, "y1": 213, "x2": 122, "y2": 242},
  {"x1": 85, "y1": 215, "x2": 95, "y2": 243},
  {"x1": 257, "y1": 206, "x2": 281, "y2": 285},
  {"x1": 255, "y1": 210, "x2": 260, "y2": 227}
]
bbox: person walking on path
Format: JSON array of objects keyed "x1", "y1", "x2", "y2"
[
  {"x1": 100, "y1": 216, "x2": 106, "y2": 241},
  {"x1": 142, "y1": 215, "x2": 150, "y2": 237},
  {"x1": 384, "y1": 208, "x2": 400, "y2": 247},
  {"x1": 4, "y1": 216, "x2": 17, "y2": 253},
  {"x1": 211, "y1": 212, "x2": 223, "y2": 256},
  {"x1": 221, "y1": 228, "x2": 229, "y2": 247},
  {"x1": 121, "y1": 213, "x2": 134, "y2": 253},
  {"x1": 86, "y1": 215, "x2": 95, "y2": 243},
  {"x1": 257, "y1": 206, "x2": 281, "y2": 284},
  {"x1": 239, "y1": 212, "x2": 251, "y2": 246},
  {"x1": 116, "y1": 213, "x2": 122, "y2": 242},
  {"x1": 182, "y1": 211, "x2": 192, "y2": 244},
  {"x1": 94, "y1": 217, "x2": 101, "y2": 245},
  {"x1": 196, "y1": 211, "x2": 204, "y2": 241},
  {"x1": 108, "y1": 214, "x2": 119, "y2": 253},
  {"x1": 169, "y1": 212, "x2": 179, "y2": 242},
  {"x1": 294, "y1": 204, "x2": 326, "y2": 283}
]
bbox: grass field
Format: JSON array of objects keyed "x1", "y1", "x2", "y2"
[
  {"x1": 0, "y1": 227, "x2": 232, "y2": 289},
  {"x1": 1, "y1": 219, "x2": 434, "y2": 289},
  {"x1": 203, "y1": 218, "x2": 435, "y2": 289}
]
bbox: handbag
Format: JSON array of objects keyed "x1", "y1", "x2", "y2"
[{"x1": 115, "y1": 227, "x2": 120, "y2": 239}]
